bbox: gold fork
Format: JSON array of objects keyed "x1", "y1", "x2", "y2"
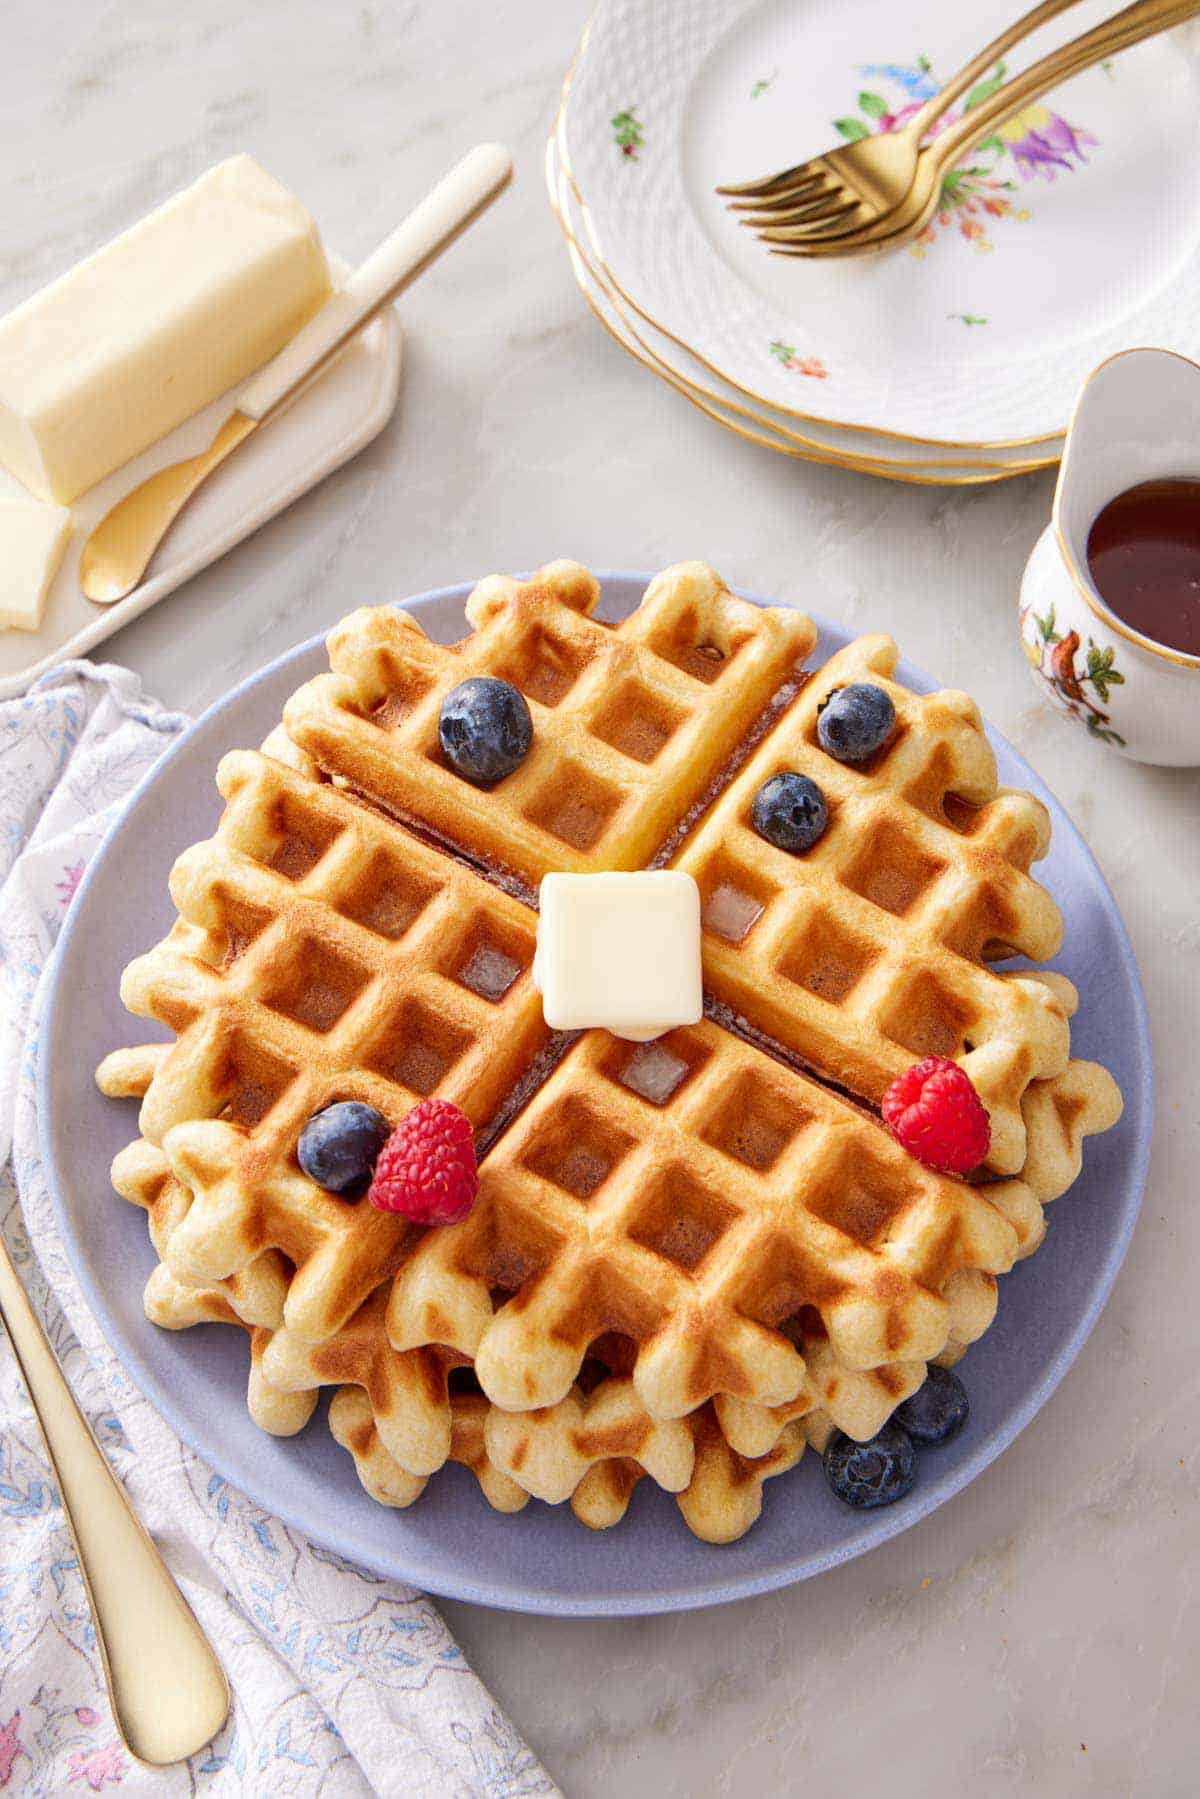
[
  {"x1": 769, "y1": 0, "x2": 1199, "y2": 256},
  {"x1": 717, "y1": 0, "x2": 1088, "y2": 236}
]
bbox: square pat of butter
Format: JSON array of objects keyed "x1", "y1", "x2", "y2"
[
  {"x1": 534, "y1": 871, "x2": 703, "y2": 1042},
  {"x1": 0, "y1": 495, "x2": 71, "y2": 631}
]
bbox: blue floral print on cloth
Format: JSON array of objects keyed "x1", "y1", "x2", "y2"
[{"x1": 0, "y1": 663, "x2": 557, "y2": 1799}]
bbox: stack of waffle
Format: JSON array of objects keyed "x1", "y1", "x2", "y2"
[{"x1": 95, "y1": 562, "x2": 1122, "y2": 1543}]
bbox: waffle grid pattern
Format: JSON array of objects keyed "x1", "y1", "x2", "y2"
[
  {"x1": 387, "y1": 1021, "x2": 1020, "y2": 1419},
  {"x1": 97, "y1": 563, "x2": 1125, "y2": 1542},
  {"x1": 118, "y1": 748, "x2": 551, "y2": 1341},
  {"x1": 103, "y1": 1045, "x2": 1121, "y2": 1536},
  {"x1": 282, "y1": 561, "x2": 816, "y2": 892},
  {"x1": 675, "y1": 633, "x2": 1072, "y2": 1172}
]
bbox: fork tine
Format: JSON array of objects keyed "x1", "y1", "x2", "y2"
[
  {"x1": 769, "y1": 226, "x2": 883, "y2": 259},
  {"x1": 725, "y1": 170, "x2": 830, "y2": 214},
  {"x1": 715, "y1": 160, "x2": 824, "y2": 198},
  {"x1": 764, "y1": 215, "x2": 871, "y2": 248},
  {"x1": 739, "y1": 193, "x2": 850, "y2": 231},
  {"x1": 752, "y1": 195, "x2": 863, "y2": 237},
  {"x1": 755, "y1": 198, "x2": 864, "y2": 241},
  {"x1": 736, "y1": 178, "x2": 847, "y2": 225}
]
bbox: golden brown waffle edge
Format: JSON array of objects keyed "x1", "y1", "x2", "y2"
[{"x1": 282, "y1": 561, "x2": 816, "y2": 895}]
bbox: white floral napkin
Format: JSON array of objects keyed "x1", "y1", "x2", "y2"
[{"x1": 0, "y1": 663, "x2": 557, "y2": 1799}]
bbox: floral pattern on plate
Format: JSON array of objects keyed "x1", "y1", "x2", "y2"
[
  {"x1": 835, "y1": 58, "x2": 1098, "y2": 257},
  {"x1": 768, "y1": 340, "x2": 828, "y2": 378},
  {"x1": 564, "y1": 0, "x2": 1197, "y2": 441},
  {"x1": 611, "y1": 108, "x2": 644, "y2": 158}
]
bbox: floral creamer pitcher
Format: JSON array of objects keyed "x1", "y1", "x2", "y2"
[{"x1": 1019, "y1": 347, "x2": 1200, "y2": 766}]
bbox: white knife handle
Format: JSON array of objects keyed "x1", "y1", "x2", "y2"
[{"x1": 239, "y1": 142, "x2": 513, "y2": 421}]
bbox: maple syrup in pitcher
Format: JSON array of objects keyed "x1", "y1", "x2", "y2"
[{"x1": 1085, "y1": 477, "x2": 1200, "y2": 656}]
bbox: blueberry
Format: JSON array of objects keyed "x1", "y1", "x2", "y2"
[
  {"x1": 751, "y1": 771, "x2": 828, "y2": 852},
  {"x1": 439, "y1": 677, "x2": 533, "y2": 784},
  {"x1": 817, "y1": 682, "x2": 896, "y2": 763},
  {"x1": 894, "y1": 1365, "x2": 969, "y2": 1445},
  {"x1": 823, "y1": 1421, "x2": 916, "y2": 1508},
  {"x1": 298, "y1": 1101, "x2": 390, "y2": 1197}
]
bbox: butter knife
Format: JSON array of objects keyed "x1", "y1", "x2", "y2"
[{"x1": 80, "y1": 142, "x2": 512, "y2": 603}]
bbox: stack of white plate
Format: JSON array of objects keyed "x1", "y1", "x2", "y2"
[{"x1": 548, "y1": 0, "x2": 1200, "y2": 484}]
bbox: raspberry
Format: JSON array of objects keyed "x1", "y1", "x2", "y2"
[
  {"x1": 367, "y1": 1097, "x2": 479, "y2": 1223},
  {"x1": 881, "y1": 1055, "x2": 991, "y2": 1174}
]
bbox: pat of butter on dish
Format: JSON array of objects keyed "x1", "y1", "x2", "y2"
[
  {"x1": 0, "y1": 155, "x2": 332, "y2": 504},
  {"x1": 533, "y1": 871, "x2": 703, "y2": 1042},
  {"x1": 0, "y1": 496, "x2": 71, "y2": 631}
]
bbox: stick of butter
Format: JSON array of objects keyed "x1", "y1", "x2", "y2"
[
  {"x1": 0, "y1": 496, "x2": 71, "y2": 631},
  {"x1": 0, "y1": 155, "x2": 332, "y2": 503}
]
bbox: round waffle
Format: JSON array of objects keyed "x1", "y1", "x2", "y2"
[{"x1": 94, "y1": 560, "x2": 1125, "y2": 1547}]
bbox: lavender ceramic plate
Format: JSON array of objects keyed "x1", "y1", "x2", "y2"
[{"x1": 40, "y1": 575, "x2": 1152, "y2": 1616}]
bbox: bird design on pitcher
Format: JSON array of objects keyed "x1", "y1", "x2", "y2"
[{"x1": 1020, "y1": 606, "x2": 1127, "y2": 747}]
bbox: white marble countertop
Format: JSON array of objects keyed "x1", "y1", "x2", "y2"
[{"x1": 5, "y1": 3, "x2": 1197, "y2": 1793}]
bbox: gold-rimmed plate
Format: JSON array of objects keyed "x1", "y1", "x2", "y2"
[
  {"x1": 547, "y1": 130, "x2": 1052, "y2": 482},
  {"x1": 560, "y1": 1, "x2": 1200, "y2": 449}
]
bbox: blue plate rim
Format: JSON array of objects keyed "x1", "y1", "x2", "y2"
[{"x1": 37, "y1": 572, "x2": 1153, "y2": 1616}]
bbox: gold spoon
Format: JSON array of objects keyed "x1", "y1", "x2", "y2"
[
  {"x1": 0, "y1": 1233, "x2": 229, "y2": 1764},
  {"x1": 80, "y1": 142, "x2": 513, "y2": 603}
]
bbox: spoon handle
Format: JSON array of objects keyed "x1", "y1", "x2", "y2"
[{"x1": 0, "y1": 1233, "x2": 229, "y2": 1766}]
